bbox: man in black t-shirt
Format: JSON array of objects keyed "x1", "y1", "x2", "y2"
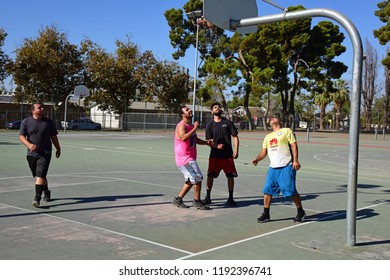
[
  {"x1": 203, "y1": 102, "x2": 239, "y2": 207},
  {"x1": 19, "y1": 102, "x2": 61, "y2": 207}
]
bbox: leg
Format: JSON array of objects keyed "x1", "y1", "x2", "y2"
[
  {"x1": 35, "y1": 177, "x2": 47, "y2": 186},
  {"x1": 193, "y1": 182, "x2": 201, "y2": 201},
  {"x1": 263, "y1": 194, "x2": 272, "y2": 208},
  {"x1": 227, "y1": 177, "x2": 234, "y2": 195},
  {"x1": 292, "y1": 193, "x2": 306, "y2": 222},
  {"x1": 257, "y1": 194, "x2": 272, "y2": 223},
  {"x1": 178, "y1": 181, "x2": 192, "y2": 199},
  {"x1": 204, "y1": 158, "x2": 220, "y2": 204},
  {"x1": 292, "y1": 193, "x2": 303, "y2": 209},
  {"x1": 206, "y1": 176, "x2": 214, "y2": 195},
  {"x1": 226, "y1": 177, "x2": 236, "y2": 207},
  {"x1": 193, "y1": 182, "x2": 210, "y2": 210},
  {"x1": 202, "y1": 176, "x2": 214, "y2": 204}
]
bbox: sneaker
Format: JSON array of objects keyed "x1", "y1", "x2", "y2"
[
  {"x1": 257, "y1": 213, "x2": 270, "y2": 223},
  {"x1": 172, "y1": 196, "x2": 189, "y2": 208},
  {"x1": 32, "y1": 195, "x2": 41, "y2": 207},
  {"x1": 226, "y1": 197, "x2": 237, "y2": 207},
  {"x1": 43, "y1": 190, "x2": 51, "y2": 202},
  {"x1": 193, "y1": 200, "x2": 211, "y2": 210},
  {"x1": 202, "y1": 196, "x2": 212, "y2": 205},
  {"x1": 293, "y1": 210, "x2": 306, "y2": 223}
]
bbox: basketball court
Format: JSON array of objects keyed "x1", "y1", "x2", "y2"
[{"x1": 1, "y1": 130, "x2": 390, "y2": 262}]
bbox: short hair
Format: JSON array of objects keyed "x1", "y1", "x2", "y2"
[
  {"x1": 30, "y1": 102, "x2": 43, "y2": 111},
  {"x1": 210, "y1": 101, "x2": 221, "y2": 110},
  {"x1": 178, "y1": 105, "x2": 187, "y2": 116}
]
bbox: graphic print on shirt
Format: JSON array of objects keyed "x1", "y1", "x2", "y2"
[{"x1": 270, "y1": 138, "x2": 278, "y2": 146}]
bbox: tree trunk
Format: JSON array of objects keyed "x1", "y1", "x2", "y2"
[{"x1": 319, "y1": 105, "x2": 326, "y2": 130}]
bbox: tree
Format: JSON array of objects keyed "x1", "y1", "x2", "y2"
[
  {"x1": 228, "y1": 6, "x2": 347, "y2": 130},
  {"x1": 165, "y1": 0, "x2": 233, "y2": 116},
  {"x1": 0, "y1": 28, "x2": 11, "y2": 87},
  {"x1": 81, "y1": 38, "x2": 142, "y2": 114},
  {"x1": 384, "y1": 62, "x2": 390, "y2": 129},
  {"x1": 330, "y1": 79, "x2": 350, "y2": 131},
  {"x1": 140, "y1": 59, "x2": 190, "y2": 113},
  {"x1": 166, "y1": 2, "x2": 347, "y2": 131},
  {"x1": 374, "y1": 1, "x2": 390, "y2": 67},
  {"x1": 361, "y1": 40, "x2": 380, "y2": 130},
  {"x1": 10, "y1": 26, "x2": 84, "y2": 126},
  {"x1": 313, "y1": 82, "x2": 331, "y2": 130}
]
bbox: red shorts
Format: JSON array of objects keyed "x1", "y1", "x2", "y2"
[{"x1": 207, "y1": 157, "x2": 238, "y2": 178}]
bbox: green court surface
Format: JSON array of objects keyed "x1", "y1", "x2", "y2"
[{"x1": 0, "y1": 130, "x2": 389, "y2": 260}]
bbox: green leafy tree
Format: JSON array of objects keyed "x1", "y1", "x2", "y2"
[
  {"x1": 10, "y1": 26, "x2": 84, "y2": 126},
  {"x1": 166, "y1": 2, "x2": 347, "y2": 131},
  {"x1": 82, "y1": 38, "x2": 189, "y2": 114},
  {"x1": 374, "y1": 1, "x2": 390, "y2": 67},
  {"x1": 0, "y1": 28, "x2": 11, "y2": 87},
  {"x1": 140, "y1": 58, "x2": 190, "y2": 113},
  {"x1": 330, "y1": 79, "x2": 350, "y2": 130},
  {"x1": 165, "y1": 0, "x2": 232, "y2": 113},
  {"x1": 313, "y1": 81, "x2": 332, "y2": 130},
  {"x1": 81, "y1": 38, "x2": 141, "y2": 114}
]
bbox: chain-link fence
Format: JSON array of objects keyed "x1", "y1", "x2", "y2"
[{"x1": 2, "y1": 108, "x2": 212, "y2": 131}]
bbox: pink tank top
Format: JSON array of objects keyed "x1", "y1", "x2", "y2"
[{"x1": 174, "y1": 120, "x2": 197, "y2": 166}]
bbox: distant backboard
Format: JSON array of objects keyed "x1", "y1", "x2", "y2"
[
  {"x1": 73, "y1": 85, "x2": 89, "y2": 98},
  {"x1": 203, "y1": 0, "x2": 258, "y2": 34}
]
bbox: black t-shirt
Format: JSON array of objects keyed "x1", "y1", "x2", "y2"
[
  {"x1": 205, "y1": 118, "x2": 238, "y2": 159},
  {"x1": 20, "y1": 116, "x2": 58, "y2": 156}
]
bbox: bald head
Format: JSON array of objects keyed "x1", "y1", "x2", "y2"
[{"x1": 269, "y1": 117, "x2": 280, "y2": 126}]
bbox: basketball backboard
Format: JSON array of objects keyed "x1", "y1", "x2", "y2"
[
  {"x1": 203, "y1": 0, "x2": 258, "y2": 34},
  {"x1": 73, "y1": 85, "x2": 89, "y2": 98}
]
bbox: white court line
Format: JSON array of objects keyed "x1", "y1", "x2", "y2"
[
  {"x1": 0, "y1": 202, "x2": 193, "y2": 255},
  {"x1": 0, "y1": 179, "x2": 124, "y2": 194},
  {"x1": 176, "y1": 201, "x2": 390, "y2": 260},
  {"x1": 0, "y1": 171, "x2": 182, "y2": 194}
]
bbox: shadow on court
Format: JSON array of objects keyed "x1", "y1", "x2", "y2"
[{"x1": 0, "y1": 131, "x2": 390, "y2": 260}]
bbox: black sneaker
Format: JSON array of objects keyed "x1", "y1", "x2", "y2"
[
  {"x1": 172, "y1": 196, "x2": 189, "y2": 208},
  {"x1": 43, "y1": 190, "x2": 51, "y2": 202},
  {"x1": 226, "y1": 197, "x2": 237, "y2": 207},
  {"x1": 32, "y1": 195, "x2": 41, "y2": 207},
  {"x1": 257, "y1": 213, "x2": 270, "y2": 223},
  {"x1": 293, "y1": 210, "x2": 306, "y2": 223},
  {"x1": 193, "y1": 200, "x2": 211, "y2": 210},
  {"x1": 202, "y1": 196, "x2": 212, "y2": 205}
]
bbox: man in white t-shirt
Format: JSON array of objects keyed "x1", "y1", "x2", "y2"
[{"x1": 252, "y1": 117, "x2": 306, "y2": 223}]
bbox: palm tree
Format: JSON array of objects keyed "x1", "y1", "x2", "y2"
[
  {"x1": 313, "y1": 80, "x2": 332, "y2": 130},
  {"x1": 330, "y1": 79, "x2": 350, "y2": 131}
]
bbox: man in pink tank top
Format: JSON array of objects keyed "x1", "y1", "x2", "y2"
[{"x1": 173, "y1": 105, "x2": 211, "y2": 210}]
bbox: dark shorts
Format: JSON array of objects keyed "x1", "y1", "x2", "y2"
[
  {"x1": 27, "y1": 153, "x2": 51, "y2": 178},
  {"x1": 207, "y1": 157, "x2": 238, "y2": 178}
]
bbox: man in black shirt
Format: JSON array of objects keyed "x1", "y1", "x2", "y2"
[
  {"x1": 203, "y1": 102, "x2": 239, "y2": 207},
  {"x1": 19, "y1": 102, "x2": 61, "y2": 207}
]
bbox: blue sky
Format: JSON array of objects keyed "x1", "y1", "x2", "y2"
[{"x1": 0, "y1": 0, "x2": 385, "y2": 89}]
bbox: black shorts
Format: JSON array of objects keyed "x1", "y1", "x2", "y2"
[{"x1": 27, "y1": 153, "x2": 52, "y2": 178}]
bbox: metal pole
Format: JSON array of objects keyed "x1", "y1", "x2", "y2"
[
  {"x1": 63, "y1": 93, "x2": 73, "y2": 133},
  {"x1": 192, "y1": 23, "x2": 200, "y2": 123},
  {"x1": 231, "y1": 8, "x2": 363, "y2": 246},
  {"x1": 306, "y1": 126, "x2": 310, "y2": 142}
]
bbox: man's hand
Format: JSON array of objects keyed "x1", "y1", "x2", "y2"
[{"x1": 193, "y1": 121, "x2": 199, "y2": 130}]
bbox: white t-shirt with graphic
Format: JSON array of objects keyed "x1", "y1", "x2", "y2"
[{"x1": 262, "y1": 128, "x2": 296, "y2": 168}]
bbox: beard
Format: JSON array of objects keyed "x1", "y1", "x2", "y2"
[{"x1": 213, "y1": 110, "x2": 222, "y2": 117}]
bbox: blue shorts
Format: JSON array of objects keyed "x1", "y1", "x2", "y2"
[{"x1": 263, "y1": 164, "x2": 297, "y2": 197}]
